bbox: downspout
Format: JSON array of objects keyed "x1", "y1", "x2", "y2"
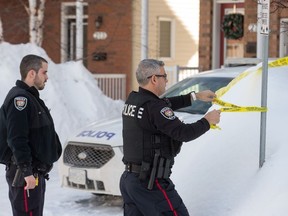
[
  {"x1": 141, "y1": 0, "x2": 148, "y2": 60},
  {"x1": 212, "y1": 1, "x2": 221, "y2": 69}
]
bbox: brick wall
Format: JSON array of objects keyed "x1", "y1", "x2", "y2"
[
  {"x1": 0, "y1": 0, "x2": 133, "y2": 95},
  {"x1": 0, "y1": 1, "x2": 29, "y2": 43},
  {"x1": 199, "y1": 0, "x2": 213, "y2": 72},
  {"x1": 86, "y1": 1, "x2": 132, "y2": 75},
  {"x1": 243, "y1": 1, "x2": 257, "y2": 58}
]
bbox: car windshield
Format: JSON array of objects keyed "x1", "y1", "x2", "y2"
[{"x1": 162, "y1": 77, "x2": 233, "y2": 114}]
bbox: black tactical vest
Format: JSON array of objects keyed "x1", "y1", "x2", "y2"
[{"x1": 122, "y1": 90, "x2": 182, "y2": 166}]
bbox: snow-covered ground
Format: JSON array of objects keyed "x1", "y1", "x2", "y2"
[
  {"x1": 0, "y1": 165, "x2": 123, "y2": 216},
  {"x1": 1, "y1": 43, "x2": 288, "y2": 216}
]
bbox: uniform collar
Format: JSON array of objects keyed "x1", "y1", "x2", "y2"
[
  {"x1": 138, "y1": 87, "x2": 159, "y2": 99},
  {"x1": 16, "y1": 80, "x2": 40, "y2": 98}
]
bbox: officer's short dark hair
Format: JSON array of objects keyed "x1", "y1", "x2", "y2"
[
  {"x1": 20, "y1": 54, "x2": 48, "y2": 80},
  {"x1": 136, "y1": 59, "x2": 165, "y2": 85}
]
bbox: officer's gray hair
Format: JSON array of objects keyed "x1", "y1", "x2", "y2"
[
  {"x1": 136, "y1": 59, "x2": 165, "y2": 85},
  {"x1": 20, "y1": 54, "x2": 48, "y2": 80}
]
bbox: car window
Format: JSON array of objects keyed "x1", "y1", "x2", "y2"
[{"x1": 162, "y1": 77, "x2": 233, "y2": 114}]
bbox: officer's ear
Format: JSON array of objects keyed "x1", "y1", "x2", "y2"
[
  {"x1": 150, "y1": 75, "x2": 158, "y2": 84},
  {"x1": 27, "y1": 70, "x2": 36, "y2": 79}
]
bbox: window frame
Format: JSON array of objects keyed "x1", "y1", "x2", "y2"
[
  {"x1": 61, "y1": 2, "x2": 88, "y2": 63},
  {"x1": 158, "y1": 17, "x2": 175, "y2": 60},
  {"x1": 279, "y1": 18, "x2": 288, "y2": 58}
]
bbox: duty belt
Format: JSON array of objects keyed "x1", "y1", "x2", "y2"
[{"x1": 125, "y1": 163, "x2": 141, "y2": 173}]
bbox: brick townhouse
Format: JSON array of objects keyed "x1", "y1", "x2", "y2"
[{"x1": 1, "y1": 0, "x2": 287, "y2": 96}]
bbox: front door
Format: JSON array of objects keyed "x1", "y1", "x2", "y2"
[{"x1": 220, "y1": 3, "x2": 245, "y2": 66}]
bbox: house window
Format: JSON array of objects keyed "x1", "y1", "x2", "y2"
[
  {"x1": 159, "y1": 18, "x2": 174, "y2": 59},
  {"x1": 279, "y1": 18, "x2": 288, "y2": 57},
  {"x1": 61, "y1": 2, "x2": 88, "y2": 65}
]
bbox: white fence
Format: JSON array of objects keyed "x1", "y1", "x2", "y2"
[
  {"x1": 93, "y1": 66, "x2": 198, "y2": 101},
  {"x1": 165, "y1": 66, "x2": 199, "y2": 89},
  {"x1": 94, "y1": 74, "x2": 126, "y2": 100}
]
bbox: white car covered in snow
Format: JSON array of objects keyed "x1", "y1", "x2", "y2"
[{"x1": 58, "y1": 66, "x2": 250, "y2": 196}]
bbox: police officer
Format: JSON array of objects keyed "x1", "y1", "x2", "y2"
[
  {"x1": 0, "y1": 54, "x2": 62, "y2": 216},
  {"x1": 120, "y1": 59, "x2": 221, "y2": 216}
]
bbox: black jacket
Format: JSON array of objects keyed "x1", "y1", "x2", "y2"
[
  {"x1": 122, "y1": 87, "x2": 210, "y2": 165},
  {"x1": 0, "y1": 80, "x2": 62, "y2": 176}
]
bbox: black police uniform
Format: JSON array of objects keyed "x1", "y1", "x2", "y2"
[
  {"x1": 0, "y1": 80, "x2": 62, "y2": 216},
  {"x1": 120, "y1": 87, "x2": 210, "y2": 216}
]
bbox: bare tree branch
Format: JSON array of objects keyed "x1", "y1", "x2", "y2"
[
  {"x1": 36, "y1": 0, "x2": 45, "y2": 46},
  {"x1": 28, "y1": 0, "x2": 45, "y2": 46},
  {"x1": 18, "y1": 0, "x2": 30, "y2": 14},
  {"x1": 0, "y1": 16, "x2": 4, "y2": 43},
  {"x1": 28, "y1": 0, "x2": 37, "y2": 44}
]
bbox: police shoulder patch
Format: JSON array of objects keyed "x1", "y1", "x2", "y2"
[
  {"x1": 160, "y1": 107, "x2": 176, "y2": 120},
  {"x1": 14, "y1": 97, "x2": 28, "y2": 111}
]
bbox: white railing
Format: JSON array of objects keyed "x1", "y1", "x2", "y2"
[
  {"x1": 94, "y1": 74, "x2": 126, "y2": 100},
  {"x1": 165, "y1": 66, "x2": 199, "y2": 89},
  {"x1": 177, "y1": 66, "x2": 199, "y2": 81},
  {"x1": 93, "y1": 66, "x2": 198, "y2": 101}
]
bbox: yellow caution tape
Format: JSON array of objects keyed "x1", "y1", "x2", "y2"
[
  {"x1": 210, "y1": 124, "x2": 222, "y2": 130},
  {"x1": 213, "y1": 98, "x2": 239, "y2": 108},
  {"x1": 210, "y1": 98, "x2": 267, "y2": 130},
  {"x1": 209, "y1": 56, "x2": 288, "y2": 130},
  {"x1": 267, "y1": 56, "x2": 288, "y2": 68},
  {"x1": 220, "y1": 107, "x2": 267, "y2": 112},
  {"x1": 216, "y1": 70, "x2": 254, "y2": 98},
  {"x1": 213, "y1": 98, "x2": 267, "y2": 112},
  {"x1": 216, "y1": 56, "x2": 288, "y2": 98},
  {"x1": 35, "y1": 176, "x2": 39, "y2": 186}
]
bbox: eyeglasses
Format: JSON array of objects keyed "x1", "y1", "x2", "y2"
[{"x1": 147, "y1": 74, "x2": 167, "y2": 79}]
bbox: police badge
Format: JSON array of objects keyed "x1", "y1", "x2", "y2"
[
  {"x1": 160, "y1": 107, "x2": 176, "y2": 120},
  {"x1": 14, "y1": 97, "x2": 27, "y2": 111}
]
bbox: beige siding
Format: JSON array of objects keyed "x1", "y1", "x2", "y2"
[{"x1": 132, "y1": 0, "x2": 200, "y2": 90}]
